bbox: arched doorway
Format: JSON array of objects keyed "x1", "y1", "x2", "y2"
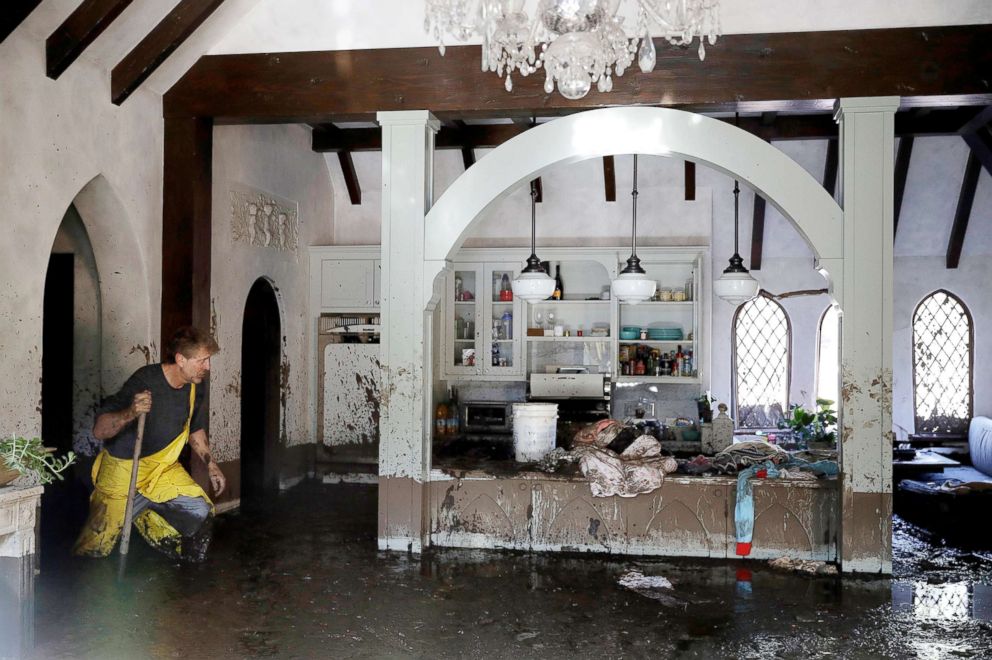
[
  {"x1": 240, "y1": 278, "x2": 282, "y2": 508},
  {"x1": 41, "y1": 204, "x2": 102, "y2": 558}
]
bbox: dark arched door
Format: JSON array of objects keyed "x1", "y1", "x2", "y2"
[{"x1": 240, "y1": 278, "x2": 282, "y2": 508}]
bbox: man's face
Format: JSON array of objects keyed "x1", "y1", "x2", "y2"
[{"x1": 177, "y1": 349, "x2": 212, "y2": 384}]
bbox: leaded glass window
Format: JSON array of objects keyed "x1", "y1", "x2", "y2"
[
  {"x1": 733, "y1": 293, "x2": 791, "y2": 428},
  {"x1": 816, "y1": 305, "x2": 840, "y2": 407},
  {"x1": 913, "y1": 290, "x2": 972, "y2": 434}
]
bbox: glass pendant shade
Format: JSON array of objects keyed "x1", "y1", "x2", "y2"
[
  {"x1": 715, "y1": 166, "x2": 759, "y2": 305},
  {"x1": 611, "y1": 154, "x2": 656, "y2": 304},
  {"x1": 714, "y1": 269, "x2": 760, "y2": 304},
  {"x1": 512, "y1": 185, "x2": 556, "y2": 302}
]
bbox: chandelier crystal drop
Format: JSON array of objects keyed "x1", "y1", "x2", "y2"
[{"x1": 425, "y1": 0, "x2": 720, "y2": 99}]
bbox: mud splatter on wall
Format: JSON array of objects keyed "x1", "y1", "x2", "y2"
[{"x1": 323, "y1": 344, "x2": 380, "y2": 451}]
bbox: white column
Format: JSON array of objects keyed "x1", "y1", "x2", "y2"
[
  {"x1": 376, "y1": 110, "x2": 440, "y2": 552},
  {"x1": 833, "y1": 96, "x2": 899, "y2": 574}
]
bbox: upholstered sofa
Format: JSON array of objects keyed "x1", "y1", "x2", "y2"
[{"x1": 897, "y1": 416, "x2": 992, "y2": 541}]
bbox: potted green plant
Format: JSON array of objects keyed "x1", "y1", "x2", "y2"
[
  {"x1": 697, "y1": 392, "x2": 714, "y2": 423},
  {"x1": 777, "y1": 399, "x2": 837, "y2": 449},
  {"x1": 0, "y1": 436, "x2": 76, "y2": 487}
]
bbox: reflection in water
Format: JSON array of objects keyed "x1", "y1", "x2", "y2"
[{"x1": 892, "y1": 580, "x2": 992, "y2": 622}]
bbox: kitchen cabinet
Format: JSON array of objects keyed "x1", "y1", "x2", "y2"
[
  {"x1": 443, "y1": 262, "x2": 523, "y2": 379},
  {"x1": 615, "y1": 253, "x2": 704, "y2": 384},
  {"x1": 309, "y1": 246, "x2": 380, "y2": 311}
]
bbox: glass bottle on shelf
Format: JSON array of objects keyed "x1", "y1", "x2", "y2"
[
  {"x1": 553, "y1": 263, "x2": 563, "y2": 300},
  {"x1": 500, "y1": 272, "x2": 512, "y2": 301},
  {"x1": 492, "y1": 341, "x2": 500, "y2": 366},
  {"x1": 501, "y1": 310, "x2": 513, "y2": 340}
]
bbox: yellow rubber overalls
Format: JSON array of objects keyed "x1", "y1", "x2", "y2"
[{"x1": 73, "y1": 383, "x2": 213, "y2": 557}]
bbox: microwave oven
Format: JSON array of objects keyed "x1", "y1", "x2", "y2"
[{"x1": 461, "y1": 401, "x2": 513, "y2": 434}]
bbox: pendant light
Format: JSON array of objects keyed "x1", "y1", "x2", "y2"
[
  {"x1": 713, "y1": 115, "x2": 760, "y2": 305},
  {"x1": 511, "y1": 182, "x2": 556, "y2": 302},
  {"x1": 611, "y1": 155, "x2": 657, "y2": 304}
]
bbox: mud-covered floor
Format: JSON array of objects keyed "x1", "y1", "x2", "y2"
[{"x1": 23, "y1": 482, "x2": 992, "y2": 659}]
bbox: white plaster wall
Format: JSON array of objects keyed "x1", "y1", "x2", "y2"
[
  {"x1": 209, "y1": 124, "x2": 335, "y2": 462},
  {"x1": 212, "y1": 0, "x2": 992, "y2": 54},
  {"x1": 0, "y1": 23, "x2": 162, "y2": 439}
]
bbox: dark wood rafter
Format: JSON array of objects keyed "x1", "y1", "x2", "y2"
[
  {"x1": 165, "y1": 25, "x2": 992, "y2": 122},
  {"x1": 532, "y1": 176, "x2": 543, "y2": 203},
  {"x1": 603, "y1": 155, "x2": 616, "y2": 202},
  {"x1": 893, "y1": 135, "x2": 914, "y2": 238},
  {"x1": 112, "y1": 0, "x2": 226, "y2": 105},
  {"x1": 961, "y1": 105, "x2": 992, "y2": 177},
  {"x1": 46, "y1": 0, "x2": 134, "y2": 79},
  {"x1": 946, "y1": 151, "x2": 981, "y2": 269},
  {"x1": 162, "y1": 116, "x2": 213, "y2": 347},
  {"x1": 684, "y1": 161, "x2": 696, "y2": 201},
  {"x1": 823, "y1": 138, "x2": 839, "y2": 198},
  {"x1": 452, "y1": 120, "x2": 475, "y2": 169},
  {"x1": 338, "y1": 151, "x2": 361, "y2": 205},
  {"x1": 750, "y1": 195, "x2": 767, "y2": 271},
  {"x1": 0, "y1": 0, "x2": 42, "y2": 46}
]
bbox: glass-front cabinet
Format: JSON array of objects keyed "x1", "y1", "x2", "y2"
[
  {"x1": 443, "y1": 262, "x2": 522, "y2": 379},
  {"x1": 616, "y1": 254, "x2": 703, "y2": 383}
]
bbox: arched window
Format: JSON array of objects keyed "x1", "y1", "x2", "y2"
[
  {"x1": 816, "y1": 305, "x2": 840, "y2": 408},
  {"x1": 913, "y1": 290, "x2": 973, "y2": 434},
  {"x1": 733, "y1": 293, "x2": 791, "y2": 429}
]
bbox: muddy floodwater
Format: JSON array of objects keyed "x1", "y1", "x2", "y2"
[{"x1": 19, "y1": 482, "x2": 992, "y2": 658}]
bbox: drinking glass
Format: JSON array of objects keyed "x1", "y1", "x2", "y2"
[{"x1": 535, "y1": 311, "x2": 544, "y2": 329}]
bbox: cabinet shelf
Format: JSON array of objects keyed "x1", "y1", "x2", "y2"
[
  {"x1": 618, "y1": 339, "x2": 693, "y2": 346},
  {"x1": 526, "y1": 336, "x2": 611, "y2": 342},
  {"x1": 620, "y1": 301, "x2": 693, "y2": 307},
  {"x1": 529, "y1": 299, "x2": 611, "y2": 305},
  {"x1": 615, "y1": 375, "x2": 701, "y2": 384}
]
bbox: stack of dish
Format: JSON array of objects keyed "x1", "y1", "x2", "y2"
[
  {"x1": 648, "y1": 327, "x2": 683, "y2": 341},
  {"x1": 620, "y1": 326, "x2": 640, "y2": 340}
]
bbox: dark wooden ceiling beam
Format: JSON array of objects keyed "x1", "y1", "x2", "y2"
[
  {"x1": 893, "y1": 136, "x2": 914, "y2": 238},
  {"x1": 0, "y1": 0, "x2": 42, "y2": 46},
  {"x1": 961, "y1": 106, "x2": 992, "y2": 177},
  {"x1": 46, "y1": 0, "x2": 134, "y2": 79},
  {"x1": 112, "y1": 0, "x2": 226, "y2": 105},
  {"x1": 165, "y1": 25, "x2": 992, "y2": 122},
  {"x1": 684, "y1": 161, "x2": 695, "y2": 201},
  {"x1": 603, "y1": 156, "x2": 616, "y2": 202},
  {"x1": 946, "y1": 151, "x2": 981, "y2": 269},
  {"x1": 338, "y1": 151, "x2": 361, "y2": 205},
  {"x1": 823, "y1": 138, "x2": 839, "y2": 198},
  {"x1": 451, "y1": 120, "x2": 475, "y2": 169},
  {"x1": 531, "y1": 177, "x2": 543, "y2": 204},
  {"x1": 750, "y1": 195, "x2": 766, "y2": 271}
]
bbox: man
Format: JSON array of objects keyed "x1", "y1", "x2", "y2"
[{"x1": 74, "y1": 326, "x2": 226, "y2": 562}]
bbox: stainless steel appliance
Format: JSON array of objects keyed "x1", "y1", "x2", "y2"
[
  {"x1": 461, "y1": 401, "x2": 514, "y2": 435},
  {"x1": 528, "y1": 368, "x2": 612, "y2": 444}
]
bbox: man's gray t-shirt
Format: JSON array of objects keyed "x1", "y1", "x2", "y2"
[{"x1": 98, "y1": 364, "x2": 207, "y2": 459}]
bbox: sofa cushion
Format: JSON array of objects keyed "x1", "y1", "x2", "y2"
[{"x1": 970, "y1": 416, "x2": 992, "y2": 476}]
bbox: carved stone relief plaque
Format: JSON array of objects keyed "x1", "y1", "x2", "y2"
[{"x1": 230, "y1": 186, "x2": 300, "y2": 251}]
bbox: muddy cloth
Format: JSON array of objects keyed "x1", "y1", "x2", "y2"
[
  {"x1": 98, "y1": 364, "x2": 207, "y2": 459},
  {"x1": 712, "y1": 441, "x2": 790, "y2": 474},
  {"x1": 74, "y1": 382, "x2": 213, "y2": 561},
  {"x1": 734, "y1": 458, "x2": 839, "y2": 556},
  {"x1": 574, "y1": 435, "x2": 678, "y2": 498}
]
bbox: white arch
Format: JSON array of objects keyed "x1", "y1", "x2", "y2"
[{"x1": 425, "y1": 107, "x2": 843, "y2": 268}]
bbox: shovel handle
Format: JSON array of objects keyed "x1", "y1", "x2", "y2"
[{"x1": 119, "y1": 413, "x2": 146, "y2": 556}]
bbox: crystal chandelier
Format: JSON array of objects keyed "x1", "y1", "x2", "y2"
[{"x1": 424, "y1": 0, "x2": 720, "y2": 100}]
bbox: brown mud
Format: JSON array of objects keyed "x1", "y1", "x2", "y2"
[{"x1": 26, "y1": 482, "x2": 992, "y2": 659}]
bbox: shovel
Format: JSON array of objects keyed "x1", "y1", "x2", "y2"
[{"x1": 117, "y1": 413, "x2": 146, "y2": 576}]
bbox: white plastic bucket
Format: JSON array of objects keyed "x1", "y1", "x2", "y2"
[{"x1": 512, "y1": 403, "x2": 558, "y2": 462}]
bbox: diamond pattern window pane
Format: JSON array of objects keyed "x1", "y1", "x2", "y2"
[
  {"x1": 913, "y1": 291, "x2": 972, "y2": 434},
  {"x1": 734, "y1": 296, "x2": 790, "y2": 429}
]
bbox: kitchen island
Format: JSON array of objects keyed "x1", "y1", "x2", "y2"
[{"x1": 428, "y1": 459, "x2": 838, "y2": 561}]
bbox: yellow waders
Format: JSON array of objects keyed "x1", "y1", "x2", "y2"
[{"x1": 73, "y1": 383, "x2": 213, "y2": 558}]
